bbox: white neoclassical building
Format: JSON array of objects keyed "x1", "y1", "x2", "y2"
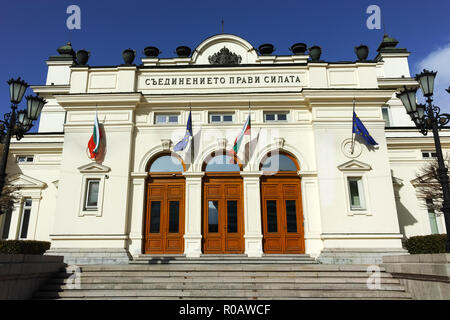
[{"x1": 1, "y1": 34, "x2": 447, "y2": 264}]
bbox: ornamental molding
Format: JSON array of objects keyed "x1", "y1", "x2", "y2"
[
  {"x1": 161, "y1": 139, "x2": 172, "y2": 151},
  {"x1": 337, "y1": 159, "x2": 372, "y2": 172},
  {"x1": 217, "y1": 138, "x2": 228, "y2": 149},
  {"x1": 7, "y1": 174, "x2": 47, "y2": 189},
  {"x1": 273, "y1": 137, "x2": 285, "y2": 149},
  {"x1": 78, "y1": 162, "x2": 111, "y2": 173},
  {"x1": 208, "y1": 47, "x2": 242, "y2": 65}
]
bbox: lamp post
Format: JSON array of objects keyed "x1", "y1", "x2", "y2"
[
  {"x1": 397, "y1": 70, "x2": 450, "y2": 253},
  {"x1": 0, "y1": 77, "x2": 46, "y2": 194}
]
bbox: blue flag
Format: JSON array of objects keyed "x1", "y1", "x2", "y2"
[
  {"x1": 352, "y1": 112, "x2": 378, "y2": 146},
  {"x1": 173, "y1": 111, "x2": 193, "y2": 151}
]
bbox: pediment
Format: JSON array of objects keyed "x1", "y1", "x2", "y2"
[
  {"x1": 78, "y1": 162, "x2": 111, "y2": 173},
  {"x1": 7, "y1": 174, "x2": 47, "y2": 189},
  {"x1": 337, "y1": 159, "x2": 372, "y2": 172},
  {"x1": 192, "y1": 34, "x2": 258, "y2": 65}
]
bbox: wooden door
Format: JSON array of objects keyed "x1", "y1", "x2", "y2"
[
  {"x1": 261, "y1": 176, "x2": 305, "y2": 254},
  {"x1": 203, "y1": 176, "x2": 244, "y2": 254},
  {"x1": 144, "y1": 177, "x2": 185, "y2": 254}
]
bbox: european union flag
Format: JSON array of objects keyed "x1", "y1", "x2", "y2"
[
  {"x1": 352, "y1": 112, "x2": 378, "y2": 146},
  {"x1": 173, "y1": 111, "x2": 193, "y2": 151}
]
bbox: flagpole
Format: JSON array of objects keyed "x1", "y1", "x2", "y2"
[
  {"x1": 248, "y1": 101, "x2": 251, "y2": 164},
  {"x1": 190, "y1": 103, "x2": 194, "y2": 165},
  {"x1": 351, "y1": 97, "x2": 356, "y2": 155}
]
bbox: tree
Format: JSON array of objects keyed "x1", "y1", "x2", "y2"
[
  {"x1": 0, "y1": 144, "x2": 20, "y2": 216},
  {"x1": 0, "y1": 184, "x2": 20, "y2": 216},
  {"x1": 415, "y1": 156, "x2": 450, "y2": 214}
]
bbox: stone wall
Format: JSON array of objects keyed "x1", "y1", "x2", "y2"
[
  {"x1": 0, "y1": 254, "x2": 65, "y2": 299},
  {"x1": 381, "y1": 253, "x2": 450, "y2": 299}
]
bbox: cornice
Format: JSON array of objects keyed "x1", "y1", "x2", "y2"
[
  {"x1": 141, "y1": 92, "x2": 306, "y2": 104},
  {"x1": 302, "y1": 89, "x2": 394, "y2": 104},
  {"x1": 386, "y1": 135, "x2": 450, "y2": 150},
  {"x1": 9, "y1": 144, "x2": 63, "y2": 152},
  {"x1": 31, "y1": 85, "x2": 70, "y2": 96},
  {"x1": 54, "y1": 92, "x2": 143, "y2": 107},
  {"x1": 377, "y1": 77, "x2": 418, "y2": 89}
]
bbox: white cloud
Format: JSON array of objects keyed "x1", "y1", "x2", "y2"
[{"x1": 416, "y1": 43, "x2": 450, "y2": 113}]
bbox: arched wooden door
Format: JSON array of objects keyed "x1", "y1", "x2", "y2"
[
  {"x1": 144, "y1": 154, "x2": 185, "y2": 254},
  {"x1": 202, "y1": 154, "x2": 244, "y2": 254},
  {"x1": 260, "y1": 152, "x2": 305, "y2": 254}
]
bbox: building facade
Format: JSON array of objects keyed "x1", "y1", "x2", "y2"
[{"x1": 1, "y1": 34, "x2": 447, "y2": 264}]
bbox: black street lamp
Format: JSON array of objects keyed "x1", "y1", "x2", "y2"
[
  {"x1": 397, "y1": 69, "x2": 450, "y2": 253},
  {"x1": 0, "y1": 78, "x2": 46, "y2": 194}
]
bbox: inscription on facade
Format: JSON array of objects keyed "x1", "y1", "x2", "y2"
[{"x1": 144, "y1": 74, "x2": 301, "y2": 87}]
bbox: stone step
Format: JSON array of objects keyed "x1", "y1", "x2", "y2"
[
  {"x1": 38, "y1": 296, "x2": 410, "y2": 300},
  {"x1": 131, "y1": 255, "x2": 318, "y2": 264},
  {"x1": 136, "y1": 254, "x2": 314, "y2": 258},
  {"x1": 54, "y1": 271, "x2": 393, "y2": 278},
  {"x1": 76, "y1": 264, "x2": 384, "y2": 272},
  {"x1": 40, "y1": 282, "x2": 406, "y2": 291},
  {"x1": 130, "y1": 259, "x2": 317, "y2": 264},
  {"x1": 33, "y1": 289, "x2": 411, "y2": 299},
  {"x1": 47, "y1": 276, "x2": 401, "y2": 285},
  {"x1": 134, "y1": 254, "x2": 316, "y2": 261},
  {"x1": 35, "y1": 262, "x2": 410, "y2": 300}
]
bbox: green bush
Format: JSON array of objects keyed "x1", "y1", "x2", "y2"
[
  {"x1": 0, "y1": 240, "x2": 51, "y2": 255},
  {"x1": 404, "y1": 234, "x2": 447, "y2": 254}
]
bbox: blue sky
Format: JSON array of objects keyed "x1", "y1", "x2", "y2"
[{"x1": 0, "y1": 0, "x2": 449, "y2": 131}]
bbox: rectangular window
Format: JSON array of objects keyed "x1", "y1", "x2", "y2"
[
  {"x1": 150, "y1": 201, "x2": 161, "y2": 233},
  {"x1": 16, "y1": 155, "x2": 34, "y2": 163},
  {"x1": 155, "y1": 114, "x2": 179, "y2": 124},
  {"x1": 227, "y1": 200, "x2": 238, "y2": 233},
  {"x1": 285, "y1": 200, "x2": 297, "y2": 233},
  {"x1": 208, "y1": 200, "x2": 219, "y2": 233},
  {"x1": 0, "y1": 209, "x2": 12, "y2": 239},
  {"x1": 168, "y1": 201, "x2": 179, "y2": 233},
  {"x1": 85, "y1": 179, "x2": 100, "y2": 210},
  {"x1": 209, "y1": 113, "x2": 233, "y2": 123},
  {"x1": 264, "y1": 112, "x2": 288, "y2": 122},
  {"x1": 381, "y1": 107, "x2": 391, "y2": 127},
  {"x1": 348, "y1": 177, "x2": 366, "y2": 210},
  {"x1": 422, "y1": 151, "x2": 437, "y2": 159},
  {"x1": 266, "y1": 200, "x2": 278, "y2": 232},
  {"x1": 426, "y1": 199, "x2": 439, "y2": 234},
  {"x1": 19, "y1": 199, "x2": 32, "y2": 239}
]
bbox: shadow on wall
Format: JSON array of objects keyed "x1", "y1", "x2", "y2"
[{"x1": 392, "y1": 183, "x2": 418, "y2": 239}]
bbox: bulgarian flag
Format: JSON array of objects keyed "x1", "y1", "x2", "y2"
[
  {"x1": 230, "y1": 114, "x2": 251, "y2": 158},
  {"x1": 87, "y1": 112, "x2": 101, "y2": 160}
]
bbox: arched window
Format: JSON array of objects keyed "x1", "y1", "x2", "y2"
[
  {"x1": 204, "y1": 155, "x2": 240, "y2": 172},
  {"x1": 149, "y1": 155, "x2": 184, "y2": 173},
  {"x1": 260, "y1": 153, "x2": 299, "y2": 172}
]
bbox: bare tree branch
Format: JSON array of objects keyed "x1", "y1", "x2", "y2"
[
  {"x1": 415, "y1": 155, "x2": 450, "y2": 215},
  {"x1": 0, "y1": 144, "x2": 21, "y2": 216}
]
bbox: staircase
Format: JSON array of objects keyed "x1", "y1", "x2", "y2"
[{"x1": 33, "y1": 255, "x2": 411, "y2": 300}]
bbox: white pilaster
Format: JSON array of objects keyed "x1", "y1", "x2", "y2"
[
  {"x1": 299, "y1": 173, "x2": 323, "y2": 257},
  {"x1": 183, "y1": 172, "x2": 204, "y2": 257},
  {"x1": 128, "y1": 172, "x2": 147, "y2": 257},
  {"x1": 241, "y1": 171, "x2": 263, "y2": 257}
]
